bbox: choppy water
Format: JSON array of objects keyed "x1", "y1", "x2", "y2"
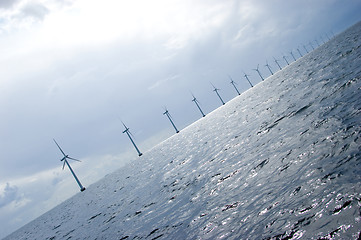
[{"x1": 4, "y1": 22, "x2": 361, "y2": 240}]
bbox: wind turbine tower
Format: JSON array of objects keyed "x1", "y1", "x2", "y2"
[
  {"x1": 122, "y1": 122, "x2": 143, "y2": 156},
  {"x1": 211, "y1": 83, "x2": 225, "y2": 105},
  {"x1": 309, "y1": 41, "x2": 315, "y2": 50},
  {"x1": 265, "y1": 61, "x2": 273, "y2": 75},
  {"x1": 53, "y1": 139, "x2": 86, "y2": 192},
  {"x1": 243, "y1": 73, "x2": 253, "y2": 88},
  {"x1": 315, "y1": 39, "x2": 320, "y2": 47},
  {"x1": 191, "y1": 93, "x2": 206, "y2": 117},
  {"x1": 303, "y1": 45, "x2": 309, "y2": 54},
  {"x1": 297, "y1": 47, "x2": 303, "y2": 57},
  {"x1": 253, "y1": 64, "x2": 264, "y2": 81},
  {"x1": 229, "y1": 75, "x2": 240, "y2": 95},
  {"x1": 290, "y1": 51, "x2": 296, "y2": 61},
  {"x1": 163, "y1": 108, "x2": 179, "y2": 133},
  {"x1": 273, "y1": 57, "x2": 282, "y2": 70},
  {"x1": 283, "y1": 55, "x2": 290, "y2": 65}
]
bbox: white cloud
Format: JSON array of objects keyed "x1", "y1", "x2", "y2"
[
  {"x1": 0, "y1": 183, "x2": 18, "y2": 208},
  {"x1": 148, "y1": 74, "x2": 180, "y2": 91}
]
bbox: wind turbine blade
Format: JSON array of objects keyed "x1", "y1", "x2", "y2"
[
  {"x1": 129, "y1": 129, "x2": 135, "y2": 139},
  {"x1": 121, "y1": 121, "x2": 128, "y2": 130},
  {"x1": 62, "y1": 160, "x2": 66, "y2": 170},
  {"x1": 53, "y1": 139, "x2": 67, "y2": 157},
  {"x1": 190, "y1": 91, "x2": 195, "y2": 99},
  {"x1": 168, "y1": 111, "x2": 174, "y2": 120},
  {"x1": 67, "y1": 156, "x2": 81, "y2": 162}
]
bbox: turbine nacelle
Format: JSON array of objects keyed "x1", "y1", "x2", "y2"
[{"x1": 53, "y1": 139, "x2": 86, "y2": 192}]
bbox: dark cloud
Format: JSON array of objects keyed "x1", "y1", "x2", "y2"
[
  {"x1": 0, "y1": 183, "x2": 18, "y2": 208},
  {"x1": 0, "y1": 0, "x2": 19, "y2": 9}
]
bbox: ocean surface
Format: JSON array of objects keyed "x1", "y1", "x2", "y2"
[{"x1": 4, "y1": 22, "x2": 361, "y2": 240}]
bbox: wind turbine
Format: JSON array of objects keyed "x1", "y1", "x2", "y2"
[
  {"x1": 290, "y1": 51, "x2": 296, "y2": 61},
  {"x1": 273, "y1": 57, "x2": 282, "y2": 70},
  {"x1": 315, "y1": 39, "x2": 320, "y2": 47},
  {"x1": 53, "y1": 139, "x2": 86, "y2": 192},
  {"x1": 243, "y1": 72, "x2": 253, "y2": 87},
  {"x1": 265, "y1": 61, "x2": 273, "y2": 75},
  {"x1": 122, "y1": 122, "x2": 142, "y2": 156},
  {"x1": 309, "y1": 41, "x2": 315, "y2": 50},
  {"x1": 211, "y1": 83, "x2": 225, "y2": 105},
  {"x1": 303, "y1": 45, "x2": 309, "y2": 54},
  {"x1": 229, "y1": 75, "x2": 240, "y2": 95},
  {"x1": 325, "y1": 33, "x2": 331, "y2": 41},
  {"x1": 163, "y1": 108, "x2": 179, "y2": 133},
  {"x1": 253, "y1": 64, "x2": 264, "y2": 81},
  {"x1": 283, "y1": 55, "x2": 290, "y2": 65},
  {"x1": 191, "y1": 93, "x2": 206, "y2": 117},
  {"x1": 297, "y1": 47, "x2": 303, "y2": 57}
]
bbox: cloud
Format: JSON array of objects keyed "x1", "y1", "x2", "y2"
[
  {"x1": 0, "y1": 183, "x2": 18, "y2": 208},
  {"x1": 20, "y1": 2, "x2": 49, "y2": 21},
  {"x1": 148, "y1": 74, "x2": 180, "y2": 91}
]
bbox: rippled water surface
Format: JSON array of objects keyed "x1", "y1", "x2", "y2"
[{"x1": 5, "y1": 22, "x2": 361, "y2": 240}]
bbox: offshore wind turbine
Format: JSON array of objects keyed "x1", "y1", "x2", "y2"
[
  {"x1": 211, "y1": 83, "x2": 225, "y2": 105},
  {"x1": 53, "y1": 139, "x2": 86, "y2": 192},
  {"x1": 290, "y1": 51, "x2": 296, "y2": 61},
  {"x1": 229, "y1": 75, "x2": 240, "y2": 95},
  {"x1": 253, "y1": 64, "x2": 264, "y2": 81},
  {"x1": 303, "y1": 45, "x2": 309, "y2": 53},
  {"x1": 273, "y1": 57, "x2": 282, "y2": 70},
  {"x1": 315, "y1": 39, "x2": 320, "y2": 47},
  {"x1": 243, "y1": 72, "x2": 253, "y2": 88},
  {"x1": 309, "y1": 41, "x2": 315, "y2": 50},
  {"x1": 283, "y1": 55, "x2": 290, "y2": 65},
  {"x1": 325, "y1": 33, "x2": 331, "y2": 41},
  {"x1": 122, "y1": 122, "x2": 142, "y2": 156},
  {"x1": 191, "y1": 93, "x2": 206, "y2": 117},
  {"x1": 163, "y1": 108, "x2": 179, "y2": 133},
  {"x1": 265, "y1": 61, "x2": 273, "y2": 75},
  {"x1": 297, "y1": 47, "x2": 303, "y2": 57}
]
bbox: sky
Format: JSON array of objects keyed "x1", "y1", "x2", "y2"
[{"x1": 0, "y1": 0, "x2": 360, "y2": 238}]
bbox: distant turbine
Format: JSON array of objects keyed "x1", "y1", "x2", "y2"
[
  {"x1": 320, "y1": 35, "x2": 325, "y2": 44},
  {"x1": 290, "y1": 51, "x2": 296, "y2": 61},
  {"x1": 315, "y1": 39, "x2": 320, "y2": 47},
  {"x1": 303, "y1": 45, "x2": 309, "y2": 53},
  {"x1": 330, "y1": 30, "x2": 335, "y2": 38},
  {"x1": 265, "y1": 61, "x2": 273, "y2": 75},
  {"x1": 243, "y1": 72, "x2": 253, "y2": 87},
  {"x1": 297, "y1": 47, "x2": 303, "y2": 57},
  {"x1": 283, "y1": 55, "x2": 290, "y2": 65},
  {"x1": 229, "y1": 75, "x2": 240, "y2": 95},
  {"x1": 122, "y1": 122, "x2": 142, "y2": 156},
  {"x1": 325, "y1": 33, "x2": 331, "y2": 41},
  {"x1": 163, "y1": 108, "x2": 179, "y2": 133},
  {"x1": 253, "y1": 64, "x2": 264, "y2": 81},
  {"x1": 53, "y1": 139, "x2": 86, "y2": 192},
  {"x1": 309, "y1": 41, "x2": 315, "y2": 50},
  {"x1": 211, "y1": 83, "x2": 225, "y2": 105},
  {"x1": 273, "y1": 57, "x2": 282, "y2": 70},
  {"x1": 191, "y1": 93, "x2": 206, "y2": 117}
]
